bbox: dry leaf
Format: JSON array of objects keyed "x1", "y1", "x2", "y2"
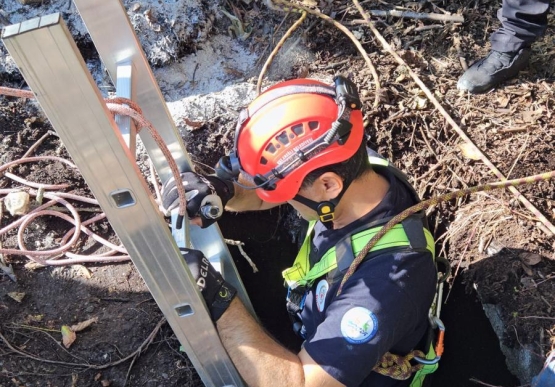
[
  {"x1": 223, "y1": 66, "x2": 243, "y2": 77},
  {"x1": 497, "y1": 95, "x2": 510, "y2": 108},
  {"x1": 70, "y1": 317, "x2": 98, "y2": 332},
  {"x1": 520, "y1": 277, "x2": 536, "y2": 289},
  {"x1": 416, "y1": 96, "x2": 428, "y2": 110},
  {"x1": 459, "y1": 143, "x2": 481, "y2": 160},
  {"x1": 25, "y1": 314, "x2": 43, "y2": 323},
  {"x1": 101, "y1": 380, "x2": 111, "y2": 387},
  {"x1": 521, "y1": 263, "x2": 534, "y2": 276},
  {"x1": 183, "y1": 118, "x2": 204, "y2": 129},
  {"x1": 143, "y1": 9, "x2": 155, "y2": 24},
  {"x1": 7, "y1": 292, "x2": 25, "y2": 303},
  {"x1": 410, "y1": 96, "x2": 428, "y2": 110},
  {"x1": 24, "y1": 261, "x2": 46, "y2": 270},
  {"x1": 520, "y1": 252, "x2": 542, "y2": 266},
  {"x1": 522, "y1": 110, "x2": 537, "y2": 123},
  {"x1": 61, "y1": 325, "x2": 77, "y2": 348},
  {"x1": 395, "y1": 73, "x2": 406, "y2": 83},
  {"x1": 297, "y1": 65, "x2": 309, "y2": 79},
  {"x1": 71, "y1": 265, "x2": 92, "y2": 278}
]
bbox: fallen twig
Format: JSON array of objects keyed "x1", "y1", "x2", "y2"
[
  {"x1": 496, "y1": 126, "x2": 530, "y2": 134},
  {"x1": 413, "y1": 25, "x2": 445, "y2": 32},
  {"x1": 535, "y1": 274, "x2": 555, "y2": 287},
  {"x1": 445, "y1": 219, "x2": 479, "y2": 302},
  {"x1": 352, "y1": 0, "x2": 555, "y2": 237},
  {"x1": 0, "y1": 317, "x2": 166, "y2": 370},
  {"x1": 459, "y1": 56, "x2": 468, "y2": 70},
  {"x1": 0, "y1": 201, "x2": 17, "y2": 281},
  {"x1": 22, "y1": 130, "x2": 58, "y2": 158},
  {"x1": 268, "y1": 0, "x2": 381, "y2": 107},
  {"x1": 225, "y1": 239, "x2": 259, "y2": 273},
  {"x1": 124, "y1": 318, "x2": 166, "y2": 385},
  {"x1": 254, "y1": 12, "x2": 290, "y2": 68},
  {"x1": 353, "y1": 9, "x2": 464, "y2": 23},
  {"x1": 381, "y1": 111, "x2": 418, "y2": 124},
  {"x1": 257, "y1": 10, "x2": 307, "y2": 94},
  {"x1": 506, "y1": 134, "x2": 530, "y2": 179}
]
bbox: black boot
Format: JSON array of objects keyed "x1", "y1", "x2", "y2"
[{"x1": 457, "y1": 48, "x2": 531, "y2": 94}]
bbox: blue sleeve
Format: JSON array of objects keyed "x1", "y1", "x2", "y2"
[
  {"x1": 303, "y1": 251, "x2": 436, "y2": 386},
  {"x1": 532, "y1": 352, "x2": 555, "y2": 387}
]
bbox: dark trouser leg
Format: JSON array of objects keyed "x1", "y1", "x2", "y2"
[{"x1": 490, "y1": 0, "x2": 550, "y2": 52}]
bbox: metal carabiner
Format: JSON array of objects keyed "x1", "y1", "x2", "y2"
[
  {"x1": 413, "y1": 316, "x2": 445, "y2": 365},
  {"x1": 414, "y1": 355, "x2": 441, "y2": 366}
]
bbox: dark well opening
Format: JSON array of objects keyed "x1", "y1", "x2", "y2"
[{"x1": 218, "y1": 208, "x2": 521, "y2": 386}]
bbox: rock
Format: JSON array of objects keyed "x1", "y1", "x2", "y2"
[
  {"x1": 482, "y1": 303, "x2": 544, "y2": 383},
  {"x1": 4, "y1": 191, "x2": 30, "y2": 216}
]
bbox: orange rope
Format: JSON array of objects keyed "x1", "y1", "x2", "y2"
[
  {"x1": 105, "y1": 97, "x2": 187, "y2": 224},
  {"x1": 1, "y1": 87, "x2": 188, "y2": 226}
]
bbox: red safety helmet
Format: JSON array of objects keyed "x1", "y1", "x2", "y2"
[{"x1": 221, "y1": 76, "x2": 364, "y2": 203}]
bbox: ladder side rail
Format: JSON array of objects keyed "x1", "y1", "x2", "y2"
[
  {"x1": 2, "y1": 15, "x2": 244, "y2": 387},
  {"x1": 72, "y1": 0, "x2": 254, "y2": 314}
]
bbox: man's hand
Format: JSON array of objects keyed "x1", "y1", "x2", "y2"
[
  {"x1": 180, "y1": 248, "x2": 237, "y2": 321},
  {"x1": 161, "y1": 172, "x2": 234, "y2": 228}
]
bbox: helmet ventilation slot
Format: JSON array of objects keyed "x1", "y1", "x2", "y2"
[
  {"x1": 308, "y1": 121, "x2": 319, "y2": 130},
  {"x1": 276, "y1": 131, "x2": 290, "y2": 145}
]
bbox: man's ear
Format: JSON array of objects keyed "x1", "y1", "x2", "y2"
[{"x1": 318, "y1": 172, "x2": 343, "y2": 200}]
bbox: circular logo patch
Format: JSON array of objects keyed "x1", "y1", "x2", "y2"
[
  {"x1": 340, "y1": 307, "x2": 378, "y2": 344},
  {"x1": 315, "y1": 279, "x2": 329, "y2": 312}
]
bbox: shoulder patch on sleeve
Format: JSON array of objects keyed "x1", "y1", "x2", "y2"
[
  {"x1": 315, "y1": 279, "x2": 329, "y2": 312},
  {"x1": 340, "y1": 307, "x2": 378, "y2": 344}
]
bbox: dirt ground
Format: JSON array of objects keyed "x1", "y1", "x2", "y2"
[{"x1": 1, "y1": 0, "x2": 555, "y2": 386}]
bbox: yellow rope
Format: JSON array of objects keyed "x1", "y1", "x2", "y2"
[{"x1": 373, "y1": 350, "x2": 425, "y2": 380}]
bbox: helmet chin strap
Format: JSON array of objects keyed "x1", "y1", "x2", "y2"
[
  {"x1": 292, "y1": 195, "x2": 337, "y2": 225},
  {"x1": 293, "y1": 181, "x2": 352, "y2": 229}
]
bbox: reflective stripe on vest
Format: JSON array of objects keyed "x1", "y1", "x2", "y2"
[{"x1": 282, "y1": 220, "x2": 435, "y2": 289}]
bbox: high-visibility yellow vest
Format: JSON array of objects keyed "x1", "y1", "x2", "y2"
[{"x1": 283, "y1": 220, "x2": 435, "y2": 289}]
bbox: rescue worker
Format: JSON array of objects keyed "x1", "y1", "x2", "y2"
[
  {"x1": 162, "y1": 76, "x2": 439, "y2": 386},
  {"x1": 457, "y1": 0, "x2": 550, "y2": 93}
]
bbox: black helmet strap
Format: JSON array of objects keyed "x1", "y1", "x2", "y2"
[{"x1": 292, "y1": 177, "x2": 353, "y2": 228}]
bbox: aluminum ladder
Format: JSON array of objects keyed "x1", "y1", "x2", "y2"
[{"x1": 2, "y1": 4, "x2": 253, "y2": 386}]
